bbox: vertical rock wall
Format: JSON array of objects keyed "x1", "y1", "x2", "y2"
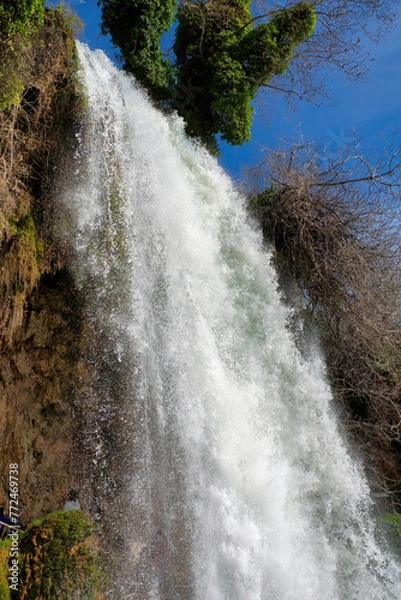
[{"x1": 0, "y1": 9, "x2": 87, "y2": 523}]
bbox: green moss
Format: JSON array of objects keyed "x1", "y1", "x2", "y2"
[
  {"x1": 0, "y1": 0, "x2": 47, "y2": 111},
  {"x1": 0, "y1": 4, "x2": 82, "y2": 112},
  {"x1": 379, "y1": 512, "x2": 401, "y2": 551},
  {"x1": 0, "y1": 540, "x2": 11, "y2": 600},
  {"x1": 0, "y1": 0, "x2": 45, "y2": 39},
  {"x1": 7, "y1": 213, "x2": 42, "y2": 290},
  {"x1": 0, "y1": 55, "x2": 25, "y2": 110},
  {"x1": 19, "y1": 510, "x2": 99, "y2": 600},
  {"x1": 0, "y1": 37, "x2": 27, "y2": 111}
]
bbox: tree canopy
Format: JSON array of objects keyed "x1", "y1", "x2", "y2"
[
  {"x1": 98, "y1": 0, "x2": 176, "y2": 99},
  {"x1": 98, "y1": 0, "x2": 315, "y2": 152},
  {"x1": 174, "y1": 1, "x2": 315, "y2": 151}
]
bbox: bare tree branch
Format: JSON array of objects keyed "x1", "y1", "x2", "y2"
[{"x1": 247, "y1": 134, "x2": 401, "y2": 503}]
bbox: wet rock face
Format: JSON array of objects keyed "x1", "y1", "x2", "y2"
[
  {"x1": 0, "y1": 269, "x2": 84, "y2": 523},
  {"x1": 0, "y1": 9, "x2": 87, "y2": 524}
]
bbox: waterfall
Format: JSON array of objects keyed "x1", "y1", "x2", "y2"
[{"x1": 61, "y1": 43, "x2": 401, "y2": 599}]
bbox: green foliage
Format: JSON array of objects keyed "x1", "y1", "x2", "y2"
[
  {"x1": 98, "y1": 0, "x2": 315, "y2": 152},
  {"x1": 173, "y1": 1, "x2": 315, "y2": 151},
  {"x1": 209, "y1": 52, "x2": 253, "y2": 145},
  {"x1": 1, "y1": 5, "x2": 83, "y2": 342},
  {"x1": 98, "y1": 0, "x2": 175, "y2": 99},
  {"x1": 0, "y1": 2, "x2": 80, "y2": 111},
  {"x1": 173, "y1": 1, "x2": 252, "y2": 151},
  {"x1": 235, "y1": 3, "x2": 316, "y2": 81},
  {"x1": 0, "y1": 540, "x2": 11, "y2": 600},
  {"x1": 19, "y1": 510, "x2": 99, "y2": 600},
  {"x1": 0, "y1": 0, "x2": 45, "y2": 39},
  {"x1": 379, "y1": 513, "x2": 401, "y2": 554}
]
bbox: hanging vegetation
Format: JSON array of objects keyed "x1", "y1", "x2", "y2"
[{"x1": 98, "y1": 0, "x2": 315, "y2": 152}]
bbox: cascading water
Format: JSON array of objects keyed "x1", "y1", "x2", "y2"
[{"x1": 61, "y1": 43, "x2": 401, "y2": 599}]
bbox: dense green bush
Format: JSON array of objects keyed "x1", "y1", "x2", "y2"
[
  {"x1": 234, "y1": 3, "x2": 316, "y2": 79},
  {"x1": 98, "y1": 0, "x2": 315, "y2": 152},
  {"x1": 174, "y1": 1, "x2": 315, "y2": 151},
  {"x1": 98, "y1": 0, "x2": 175, "y2": 99},
  {"x1": 0, "y1": 540, "x2": 11, "y2": 600},
  {"x1": 0, "y1": 0, "x2": 45, "y2": 38},
  {"x1": 19, "y1": 511, "x2": 99, "y2": 600}
]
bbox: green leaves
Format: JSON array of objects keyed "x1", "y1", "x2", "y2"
[
  {"x1": 98, "y1": 0, "x2": 175, "y2": 99},
  {"x1": 173, "y1": 1, "x2": 315, "y2": 152},
  {"x1": 98, "y1": 1, "x2": 316, "y2": 152},
  {"x1": 19, "y1": 511, "x2": 98, "y2": 599},
  {"x1": 0, "y1": 0, "x2": 45, "y2": 39},
  {"x1": 209, "y1": 53, "x2": 253, "y2": 145}
]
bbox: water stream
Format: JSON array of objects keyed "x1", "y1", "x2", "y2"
[{"x1": 60, "y1": 43, "x2": 401, "y2": 599}]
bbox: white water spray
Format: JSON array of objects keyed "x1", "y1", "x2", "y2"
[{"x1": 63, "y1": 43, "x2": 401, "y2": 599}]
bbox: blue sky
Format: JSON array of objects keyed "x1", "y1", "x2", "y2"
[{"x1": 59, "y1": 0, "x2": 401, "y2": 180}]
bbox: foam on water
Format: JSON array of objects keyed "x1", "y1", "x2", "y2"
[{"x1": 60, "y1": 43, "x2": 401, "y2": 599}]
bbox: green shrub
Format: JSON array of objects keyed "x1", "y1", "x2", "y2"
[
  {"x1": 0, "y1": 540, "x2": 11, "y2": 600},
  {"x1": 98, "y1": 0, "x2": 175, "y2": 99},
  {"x1": 98, "y1": 1, "x2": 315, "y2": 152},
  {"x1": 0, "y1": 0, "x2": 45, "y2": 39},
  {"x1": 173, "y1": 1, "x2": 315, "y2": 152},
  {"x1": 379, "y1": 512, "x2": 401, "y2": 555},
  {"x1": 19, "y1": 510, "x2": 99, "y2": 600}
]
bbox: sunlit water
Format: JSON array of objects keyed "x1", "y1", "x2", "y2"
[{"x1": 59, "y1": 43, "x2": 401, "y2": 599}]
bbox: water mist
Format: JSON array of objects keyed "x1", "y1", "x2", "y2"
[{"x1": 58, "y1": 43, "x2": 401, "y2": 599}]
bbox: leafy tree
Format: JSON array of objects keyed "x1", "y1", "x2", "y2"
[
  {"x1": 174, "y1": 1, "x2": 315, "y2": 151},
  {"x1": 98, "y1": 0, "x2": 315, "y2": 152},
  {"x1": 98, "y1": 1, "x2": 400, "y2": 150},
  {"x1": 98, "y1": 0, "x2": 176, "y2": 99},
  {"x1": 252, "y1": 0, "x2": 400, "y2": 107}
]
